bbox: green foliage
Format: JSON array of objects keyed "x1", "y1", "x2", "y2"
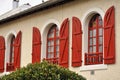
[{"x1": 1, "y1": 61, "x2": 86, "y2": 80}]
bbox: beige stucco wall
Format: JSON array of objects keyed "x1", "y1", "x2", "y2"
[{"x1": 0, "y1": 0, "x2": 120, "y2": 80}]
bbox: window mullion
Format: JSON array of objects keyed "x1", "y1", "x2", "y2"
[
  {"x1": 54, "y1": 28, "x2": 56, "y2": 58},
  {"x1": 96, "y1": 17, "x2": 99, "y2": 53}
]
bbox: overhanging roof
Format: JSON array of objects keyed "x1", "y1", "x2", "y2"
[{"x1": 0, "y1": 0, "x2": 73, "y2": 24}]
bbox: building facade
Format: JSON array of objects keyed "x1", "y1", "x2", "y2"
[{"x1": 0, "y1": 0, "x2": 120, "y2": 80}]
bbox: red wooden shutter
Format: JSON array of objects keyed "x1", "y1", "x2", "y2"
[
  {"x1": 104, "y1": 6, "x2": 115, "y2": 64},
  {"x1": 0, "y1": 36, "x2": 5, "y2": 72},
  {"x1": 32, "y1": 27, "x2": 41, "y2": 63},
  {"x1": 14, "y1": 31, "x2": 22, "y2": 69},
  {"x1": 59, "y1": 18, "x2": 69, "y2": 68},
  {"x1": 72, "y1": 17, "x2": 82, "y2": 67}
]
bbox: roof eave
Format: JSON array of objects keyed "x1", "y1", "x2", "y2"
[{"x1": 0, "y1": 0, "x2": 73, "y2": 24}]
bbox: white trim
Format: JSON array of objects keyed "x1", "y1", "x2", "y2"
[
  {"x1": 41, "y1": 19, "x2": 60, "y2": 35},
  {"x1": 80, "y1": 64, "x2": 107, "y2": 71},
  {"x1": 41, "y1": 19, "x2": 60, "y2": 61},
  {"x1": 4, "y1": 30, "x2": 16, "y2": 72},
  {"x1": 82, "y1": 7, "x2": 104, "y2": 23},
  {"x1": 0, "y1": 72, "x2": 10, "y2": 77},
  {"x1": 81, "y1": 7, "x2": 106, "y2": 71}
]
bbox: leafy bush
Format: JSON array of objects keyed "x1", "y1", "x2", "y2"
[{"x1": 1, "y1": 61, "x2": 86, "y2": 80}]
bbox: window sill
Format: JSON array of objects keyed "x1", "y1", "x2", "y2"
[
  {"x1": 0, "y1": 72, "x2": 10, "y2": 77},
  {"x1": 80, "y1": 64, "x2": 107, "y2": 71}
]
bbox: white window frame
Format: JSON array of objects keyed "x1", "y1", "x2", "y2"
[
  {"x1": 5, "y1": 30, "x2": 16, "y2": 72},
  {"x1": 41, "y1": 19, "x2": 60, "y2": 62},
  {"x1": 80, "y1": 8, "x2": 107, "y2": 71}
]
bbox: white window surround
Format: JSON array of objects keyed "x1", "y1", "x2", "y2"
[
  {"x1": 80, "y1": 8, "x2": 107, "y2": 71},
  {"x1": 80, "y1": 64, "x2": 107, "y2": 71},
  {"x1": 4, "y1": 31, "x2": 16, "y2": 72},
  {"x1": 0, "y1": 72, "x2": 10, "y2": 77},
  {"x1": 41, "y1": 19, "x2": 60, "y2": 62}
]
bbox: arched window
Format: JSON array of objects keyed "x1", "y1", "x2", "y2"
[
  {"x1": 85, "y1": 14, "x2": 103, "y2": 65},
  {"x1": 9, "y1": 35, "x2": 15, "y2": 64},
  {"x1": 45, "y1": 24, "x2": 59, "y2": 64},
  {"x1": 7, "y1": 35, "x2": 15, "y2": 71}
]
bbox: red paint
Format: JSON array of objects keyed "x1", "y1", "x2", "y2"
[
  {"x1": 0, "y1": 36, "x2": 5, "y2": 72},
  {"x1": 104, "y1": 6, "x2": 115, "y2": 64},
  {"x1": 59, "y1": 18, "x2": 69, "y2": 68},
  {"x1": 6, "y1": 63, "x2": 14, "y2": 72},
  {"x1": 14, "y1": 31, "x2": 22, "y2": 69},
  {"x1": 85, "y1": 53, "x2": 103, "y2": 65},
  {"x1": 32, "y1": 27, "x2": 41, "y2": 63},
  {"x1": 72, "y1": 17, "x2": 82, "y2": 67}
]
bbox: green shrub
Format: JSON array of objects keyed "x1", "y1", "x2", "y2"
[{"x1": 1, "y1": 61, "x2": 86, "y2": 80}]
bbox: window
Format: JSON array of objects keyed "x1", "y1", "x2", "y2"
[
  {"x1": 6, "y1": 31, "x2": 22, "y2": 71},
  {"x1": 45, "y1": 24, "x2": 59, "y2": 64},
  {"x1": 85, "y1": 14, "x2": 103, "y2": 65},
  {"x1": 6, "y1": 35, "x2": 15, "y2": 71},
  {"x1": 9, "y1": 36, "x2": 15, "y2": 64}
]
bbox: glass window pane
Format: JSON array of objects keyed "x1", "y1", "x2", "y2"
[
  {"x1": 51, "y1": 32, "x2": 54, "y2": 38},
  {"x1": 48, "y1": 53, "x2": 51, "y2": 58},
  {"x1": 56, "y1": 52, "x2": 59, "y2": 57},
  {"x1": 48, "y1": 41, "x2": 50, "y2": 46},
  {"x1": 99, "y1": 21, "x2": 103, "y2": 26},
  {"x1": 90, "y1": 30, "x2": 92, "y2": 37},
  {"x1": 48, "y1": 47, "x2": 50, "y2": 52},
  {"x1": 93, "y1": 46, "x2": 96, "y2": 53},
  {"x1": 99, "y1": 28, "x2": 103, "y2": 36},
  {"x1": 48, "y1": 33, "x2": 54, "y2": 38},
  {"x1": 51, "y1": 28, "x2": 54, "y2": 32},
  {"x1": 90, "y1": 38, "x2": 92, "y2": 45},
  {"x1": 93, "y1": 22, "x2": 96, "y2": 27},
  {"x1": 50, "y1": 47, "x2": 54, "y2": 52},
  {"x1": 98, "y1": 16, "x2": 103, "y2": 26},
  {"x1": 89, "y1": 47, "x2": 92, "y2": 53},
  {"x1": 56, "y1": 31, "x2": 59, "y2": 37},
  {"x1": 99, "y1": 45, "x2": 103, "y2": 52},
  {"x1": 48, "y1": 33, "x2": 51, "y2": 38},
  {"x1": 56, "y1": 39, "x2": 59, "y2": 45},
  {"x1": 48, "y1": 53, "x2": 54, "y2": 58},
  {"x1": 99, "y1": 37, "x2": 103, "y2": 44},
  {"x1": 12, "y1": 53, "x2": 14, "y2": 63},
  {"x1": 56, "y1": 46, "x2": 59, "y2": 52},
  {"x1": 51, "y1": 53, "x2": 54, "y2": 58},
  {"x1": 93, "y1": 38, "x2": 96, "y2": 45},
  {"x1": 93, "y1": 29, "x2": 96, "y2": 37},
  {"x1": 51, "y1": 40, "x2": 54, "y2": 45}
]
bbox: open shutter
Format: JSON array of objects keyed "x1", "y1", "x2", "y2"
[
  {"x1": 32, "y1": 27, "x2": 41, "y2": 63},
  {"x1": 59, "y1": 18, "x2": 69, "y2": 68},
  {"x1": 104, "y1": 6, "x2": 115, "y2": 64},
  {"x1": 72, "y1": 17, "x2": 82, "y2": 67},
  {"x1": 14, "y1": 31, "x2": 22, "y2": 69},
  {"x1": 0, "y1": 36, "x2": 5, "y2": 72}
]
